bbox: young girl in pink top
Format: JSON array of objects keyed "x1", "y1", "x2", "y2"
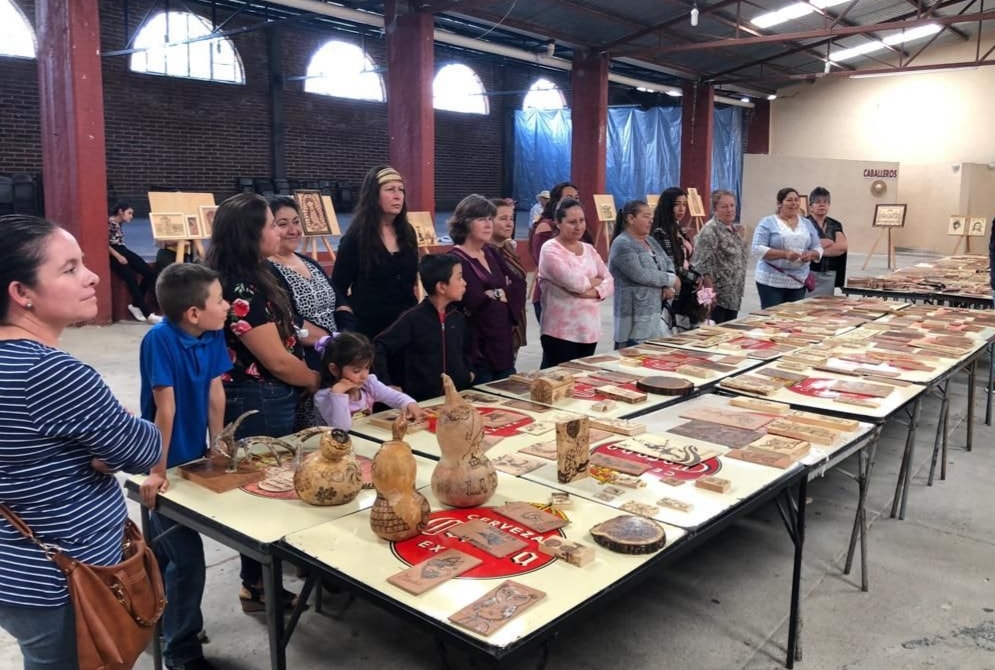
[
  {"x1": 537, "y1": 198, "x2": 614, "y2": 367},
  {"x1": 313, "y1": 332, "x2": 424, "y2": 430}
]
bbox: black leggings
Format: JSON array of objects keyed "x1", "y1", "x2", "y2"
[
  {"x1": 110, "y1": 244, "x2": 157, "y2": 315},
  {"x1": 540, "y1": 334, "x2": 596, "y2": 369}
]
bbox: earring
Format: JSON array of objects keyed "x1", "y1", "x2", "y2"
[{"x1": 25, "y1": 302, "x2": 33, "y2": 309}]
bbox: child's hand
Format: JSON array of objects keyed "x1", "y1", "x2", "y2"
[
  {"x1": 139, "y1": 472, "x2": 170, "y2": 508},
  {"x1": 90, "y1": 458, "x2": 116, "y2": 475},
  {"x1": 331, "y1": 378, "x2": 359, "y2": 395},
  {"x1": 404, "y1": 402, "x2": 425, "y2": 423}
]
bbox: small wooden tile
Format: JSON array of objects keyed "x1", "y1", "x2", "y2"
[
  {"x1": 695, "y1": 475, "x2": 731, "y2": 494},
  {"x1": 538, "y1": 537, "x2": 595, "y2": 567},
  {"x1": 449, "y1": 581, "x2": 545, "y2": 636},
  {"x1": 387, "y1": 549, "x2": 482, "y2": 595},
  {"x1": 495, "y1": 502, "x2": 569, "y2": 533},
  {"x1": 453, "y1": 520, "x2": 528, "y2": 558},
  {"x1": 656, "y1": 497, "x2": 694, "y2": 512}
]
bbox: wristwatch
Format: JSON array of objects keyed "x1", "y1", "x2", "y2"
[{"x1": 492, "y1": 288, "x2": 504, "y2": 300}]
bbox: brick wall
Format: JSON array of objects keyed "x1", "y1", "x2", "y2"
[{"x1": 1, "y1": 0, "x2": 581, "y2": 213}]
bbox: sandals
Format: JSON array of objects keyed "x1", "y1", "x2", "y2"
[{"x1": 238, "y1": 584, "x2": 306, "y2": 614}]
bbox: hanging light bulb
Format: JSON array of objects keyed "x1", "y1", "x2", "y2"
[
  {"x1": 690, "y1": 4, "x2": 700, "y2": 27},
  {"x1": 824, "y1": 60, "x2": 831, "y2": 74}
]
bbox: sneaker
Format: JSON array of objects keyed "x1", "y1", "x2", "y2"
[
  {"x1": 147, "y1": 314, "x2": 164, "y2": 325},
  {"x1": 126, "y1": 304, "x2": 147, "y2": 322},
  {"x1": 166, "y1": 657, "x2": 216, "y2": 670}
]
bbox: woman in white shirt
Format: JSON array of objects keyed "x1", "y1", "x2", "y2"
[{"x1": 751, "y1": 188, "x2": 823, "y2": 309}]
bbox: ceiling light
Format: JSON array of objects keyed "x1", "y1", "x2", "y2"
[
  {"x1": 690, "y1": 4, "x2": 699, "y2": 27},
  {"x1": 824, "y1": 60, "x2": 831, "y2": 73},
  {"x1": 810, "y1": 0, "x2": 850, "y2": 8},
  {"x1": 666, "y1": 89, "x2": 682, "y2": 97},
  {"x1": 830, "y1": 41, "x2": 885, "y2": 62},
  {"x1": 752, "y1": 2, "x2": 813, "y2": 29},
  {"x1": 767, "y1": 94, "x2": 777, "y2": 101},
  {"x1": 740, "y1": 96, "x2": 750, "y2": 103},
  {"x1": 881, "y1": 24, "x2": 942, "y2": 46},
  {"x1": 849, "y1": 66, "x2": 977, "y2": 79}
]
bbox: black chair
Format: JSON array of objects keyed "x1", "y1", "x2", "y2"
[
  {"x1": 336, "y1": 183, "x2": 355, "y2": 213},
  {"x1": 0, "y1": 176, "x2": 14, "y2": 215},
  {"x1": 273, "y1": 179, "x2": 291, "y2": 195},
  {"x1": 12, "y1": 173, "x2": 38, "y2": 216},
  {"x1": 317, "y1": 180, "x2": 333, "y2": 197},
  {"x1": 254, "y1": 179, "x2": 275, "y2": 198},
  {"x1": 236, "y1": 177, "x2": 255, "y2": 194}
]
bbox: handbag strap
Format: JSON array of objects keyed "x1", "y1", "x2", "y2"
[
  {"x1": 764, "y1": 261, "x2": 805, "y2": 286},
  {"x1": 0, "y1": 504, "x2": 60, "y2": 559}
]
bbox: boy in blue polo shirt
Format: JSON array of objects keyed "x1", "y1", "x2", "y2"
[{"x1": 139, "y1": 263, "x2": 232, "y2": 670}]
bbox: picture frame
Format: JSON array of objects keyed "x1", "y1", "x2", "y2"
[
  {"x1": 798, "y1": 195, "x2": 809, "y2": 217},
  {"x1": 947, "y1": 215, "x2": 966, "y2": 236},
  {"x1": 646, "y1": 194, "x2": 659, "y2": 211},
  {"x1": 198, "y1": 205, "x2": 218, "y2": 238},
  {"x1": 185, "y1": 214, "x2": 202, "y2": 239},
  {"x1": 967, "y1": 217, "x2": 988, "y2": 237},
  {"x1": 686, "y1": 187, "x2": 706, "y2": 218},
  {"x1": 871, "y1": 204, "x2": 907, "y2": 228},
  {"x1": 592, "y1": 194, "x2": 617, "y2": 222},
  {"x1": 149, "y1": 212, "x2": 190, "y2": 241},
  {"x1": 294, "y1": 189, "x2": 334, "y2": 237},
  {"x1": 408, "y1": 211, "x2": 437, "y2": 247}
]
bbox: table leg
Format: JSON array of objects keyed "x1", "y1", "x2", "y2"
[
  {"x1": 263, "y1": 558, "x2": 287, "y2": 670},
  {"x1": 986, "y1": 342, "x2": 993, "y2": 426},
  {"x1": 927, "y1": 380, "x2": 951, "y2": 487},
  {"x1": 844, "y1": 428, "x2": 881, "y2": 592},
  {"x1": 967, "y1": 358, "x2": 977, "y2": 453},
  {"x1": 284, "y1": 573, "x2": 318, "y2": 648},
  {"x1": 786, "y1": 476, "x2": 807, "y2": 668},
  {"x1": 891, "y1": 397, "x2": 923, "y2": 520},
  {"x1": 141, "y1": 505, "x2": 164, "y2": 670}
]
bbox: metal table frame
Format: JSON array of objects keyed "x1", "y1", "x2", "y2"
[{"x1": 125, "y1": 480, "x2": 291, "y2": 670}]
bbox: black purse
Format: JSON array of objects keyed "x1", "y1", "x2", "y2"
[{"x1": 671, "y1": 266, "x2": 708, "y2": 321}]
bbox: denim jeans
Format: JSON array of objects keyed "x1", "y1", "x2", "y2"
[
  {"x1": 710, "y1": 306, "x2": 739, "y2": 324},
  {"x1": 473, "y1": 366, "x2": 515, "y2": 384},
  {"x1": 756, "y1": 282, "x2": 807, "y2": 309},
  {"x1": 0, "y1": 601, "x2": 78, "y2": 669},
  {"x1": 223, "y1": 380, "x2": 298, "y2": 587},
  {"x1": 150, "y1": 512, "x2": 205, "y2": 666}
]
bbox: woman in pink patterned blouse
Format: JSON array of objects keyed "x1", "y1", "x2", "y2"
[{"x1": 537, "y1": 198, "x2": 614, "y2": 368}]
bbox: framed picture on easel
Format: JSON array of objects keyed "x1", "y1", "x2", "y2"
[
  {"x1": 686, "y1": 187, "x2": 706, "y2": 218},
  {"x1": 967, "y1": 217, "x2": 987, "y2": 237},
  {"x1": 408, "y1": 211, "x2": 437, "y2": 248},
  {"x1": 294, "y1": 190, "x2": 333, "y2": 237},
  {"x1": 149, "y1": 212, "x2": 190, "y2": 241},
  {"x1": 863, "y1": 204, "x2": 907, "y2": 271}
]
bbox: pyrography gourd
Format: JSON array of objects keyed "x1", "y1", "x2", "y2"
[
  {"x1": 293, "y1": 428, "x2": 363, "y2": 506},
  {"x1": 370, "y1": 416, "x2": 431, "y2": 542},
  {"x1": 430, "y1": 373, "x2": 498, "y2": 507}
]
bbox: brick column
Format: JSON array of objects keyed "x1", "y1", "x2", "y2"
[
  {"x1": 680, "y1": 82, "x2": 714, "y2": 218},
  {"x1": 570, "y1": 51, "x2": 610, "y2": 256},
  {"x1": 746, "y1": 99, "x2": 771, "y2": 155}
]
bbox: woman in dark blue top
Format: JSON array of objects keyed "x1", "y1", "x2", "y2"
[{"x1": 0, "y1": 214, "x2": 161, "y2": 669}]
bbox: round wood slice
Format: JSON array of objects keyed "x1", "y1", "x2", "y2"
[
  {"x1": 589, "y1": 515, "x2": 667, "y2": 554},
  {"x1": 636, "y1": 376, "x2": 694, "y2": 396}
]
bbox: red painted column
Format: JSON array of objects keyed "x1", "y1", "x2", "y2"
[
  {"x1": 570, "y1": 51, "x2": 609, "y2": 256},
  {"x1": 36, "y1": 0, "x2": 112, "y2": 323},
  {"x1": 679, "y1": 82, "x2": 714, "y2": 218},
  {"x1": 384, "y1": 2, "x2": 435, "y2": 213},
  {"x1": 746, "y1": 99, "x2": 771, "y2": 154}
]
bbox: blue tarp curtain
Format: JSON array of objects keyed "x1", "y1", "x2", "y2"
[{"x1": 513, "y1": 106, "x2": 744, "y2": 213}]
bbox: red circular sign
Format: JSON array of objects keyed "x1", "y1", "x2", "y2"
[
  {"x1": 391, "y1": 506, "x2": 564, "y2": 579},
  {"x1": 592, "y1": 443, "x2": 721, "y2": 481}
]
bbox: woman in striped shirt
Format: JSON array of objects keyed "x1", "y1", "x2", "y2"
[{"x1": 0, "y1": 215, "x2": 162, "y2": 669}]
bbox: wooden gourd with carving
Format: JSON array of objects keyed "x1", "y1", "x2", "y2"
[
  {"x1": 293, "y1": 429, "x2": 363, "y2": 506},
  {"x1": 370, "y1": 416, "x2": 431, "y2": 542},
  {"x1": 431, "y1": 373, "x2": 498, "y2": 507}
]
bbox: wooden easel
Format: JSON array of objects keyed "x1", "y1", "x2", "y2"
[
  {"x1": 592, "y1": 194, "x2": 617, "y2": 250},
  {"x1": 408, "y1": 211, "x2": 438, "y2": 301},
  {"x1": 861, "y1": 227, "x2": 895, "y2": 270},
  {"x1": 686, "y1": 187, "x2": 706, "y2": 233},
  {"x1": 149, "y1": 191, "x2": 215, "y2": 264}
]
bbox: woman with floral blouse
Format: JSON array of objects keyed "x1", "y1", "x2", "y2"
[
  {"x1": 204, "y1": 192, "x2": 318, "y2": 612},
  {"x1": 692, "y1": 190, "x2": 750, "y2": 323}
]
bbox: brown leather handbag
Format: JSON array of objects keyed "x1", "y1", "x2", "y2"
[{"x1": 0, "y1": 505, "x2": 166, "y2": 670}]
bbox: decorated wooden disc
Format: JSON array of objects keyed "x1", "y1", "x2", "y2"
[
  {"x1": 589, "y1": 515, "x2": 667, "y2": 554},
  {"x1": 635, "y1": 376, "x2": 694, "y2": 396}
]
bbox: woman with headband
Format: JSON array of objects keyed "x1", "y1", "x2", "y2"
[{"x1": 331, "y1": 166, "x2": 419, "y2": 339}]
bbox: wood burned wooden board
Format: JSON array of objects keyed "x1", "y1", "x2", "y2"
[
  {"x1": 281, "y1": 475, "x2": 684, "y2": 648},
  {"x1": 718, "y1": 361, "x2": 926, "y2": 420},
  {"x1": 582, "y1": 345, "x2": 763, "y2": 387}
]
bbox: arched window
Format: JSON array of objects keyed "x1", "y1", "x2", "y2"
[
  {"x1": 433, "y1": 63, "x2": 489, "y2": 115},
  {"x1": 130, "y1": 11, "x2": 244, "y2": 84},
  {"x1": 304, "y1": 41, "x2": 385, "y2": 102},
  {"x1": 0, "y1": 0, "x2": 35, "y2": 58},
  {"x1": 523, "y1": 78, "x2": 565, "y2": 110}
]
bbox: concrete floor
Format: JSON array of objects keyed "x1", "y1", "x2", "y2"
[{"x1": 3, "y1": 251, "x2": 994, "y2": 670}]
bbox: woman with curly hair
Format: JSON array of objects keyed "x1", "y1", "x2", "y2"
[{"x1": 331, "y1": 166, "x2": 419, "y2": 338}]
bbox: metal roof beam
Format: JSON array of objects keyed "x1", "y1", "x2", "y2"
[
  {"x1": 905, "y1": 0, "x2": 970, "y2": 39},
  {"x1": 619, "y1": 10, "x2": 995, "y2": 57}
]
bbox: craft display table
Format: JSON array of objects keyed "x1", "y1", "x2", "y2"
[
  {"x1": 278, "y1": 475, "x2": 685, "y2": 665},
  {"x1": 570, "y1": 344, "x2": 764, "y2": 387},
  {"x1": 126, "y1": 434, "x2": 435, "y2": 670},
  {"x1": 845, "y1": 255, "x2": 992, "y2": 307}
]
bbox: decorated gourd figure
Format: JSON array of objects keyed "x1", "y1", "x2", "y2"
[
  {"x1": 431, "y1": 373, "x2": 498, "y2": 507},
  {"x1": 294, "y1": 428, "x2": 363, "y2": 506},
  {"x1": 370, "y1": 416, "x2": 431, "y2": 542}
]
